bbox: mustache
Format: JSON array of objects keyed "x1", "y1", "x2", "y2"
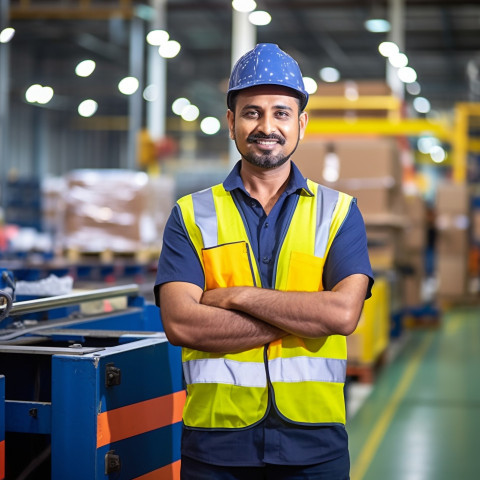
[{"x1": 247, "y1": 133, "x2": 286, "y2": 145}]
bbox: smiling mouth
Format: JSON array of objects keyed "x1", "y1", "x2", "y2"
[{"x1": 247, "y1": 134, "x2": 285, "y2": 146}]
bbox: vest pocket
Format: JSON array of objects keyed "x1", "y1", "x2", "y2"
[
  {"x1": 286, "y1": 251, "x2": 325, "y2": 292},
  {"x1": 202, "y1": 241, "x2": 256, "y2": 290}
]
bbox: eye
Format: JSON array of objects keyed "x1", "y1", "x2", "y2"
[
  {"x1": 242, "y1": 110, "x2": 259, "y2": 119},
  {"x1": 275, "y1": 110, "x2": 290, "y2": 119}
]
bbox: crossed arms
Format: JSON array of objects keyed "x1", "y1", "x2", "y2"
[{"x1": 159, "y1": 273, "x2": 369, "y2": 354}]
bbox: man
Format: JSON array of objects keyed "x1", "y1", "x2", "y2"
[{"x1": 154, "y1": 43, "x2": 373, "y2": 479}]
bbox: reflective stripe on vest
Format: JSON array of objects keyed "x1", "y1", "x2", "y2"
[
  {"x1": 192, "y1": 187, "x2": 217, "y2": 248},
  {"x1": 183, "y1": 357, "x2": 267, "y2": 388},
  {"x1": 314, "y1": 185, "x2": 339, "y2": 257},
  {"x1": 176, "y1": 180, "x2": 353, "y2": 428},
  {"x1": 268, "y1": 356, "x2": 347, "y2": 384}
]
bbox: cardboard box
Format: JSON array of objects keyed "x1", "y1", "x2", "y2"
[
  {"x1": 401, "y1": 252, "x2": 425, "y2": 307},
  {"x1": 402, "y1": 223, "x2": 426, "y2": 251},
  {"x1": 63, "y1": 169, "x2": 174, "y2": 253},
  {"x1": 293, "y1": 138, "x2": 404, "y2": 216},
  {"x1": 312, "y1": 80, "x2": 392, "y2": 97},
  {"x1": 436, "y1": 228, "x2": 469, "y2": 256},
  {"x1": 436, "y1": 183, "x2": 470, "y2": 214},
  {"x1": 366, "y1": 224, "x2": 405, "y2": 270},
  {"x1": 335, "y1": 139, "x2": 401, "y2": 182},
  {"x1": 292, "y1": 141, "x2": 327, "y2": 183},
  {"x1": 436, "y1": 254, "x2": 468, "y2": 297},
  {"x1": 348, "y1": 185, "x2": 406, "y2": 216},
  {"x1": 404, "y1": 194, "x2": 427, "y2": 225},
  {"x1": 294, "y1": 138, "x2": 401, "y2": 185},
  {"x1": 472, "y1": 209, "x2": 480, "y2": 243},
  {"x1": 403, "y1": 274, "x2": 423, "y2": 307}
]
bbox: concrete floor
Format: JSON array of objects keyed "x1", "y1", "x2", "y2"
[{"x1": 347, "y1": 306, "x2": 480, "y2": 480}]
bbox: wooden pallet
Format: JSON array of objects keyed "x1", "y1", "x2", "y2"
[{"x1": 64, "y1": 247, "x2": 160, "y2": 265}]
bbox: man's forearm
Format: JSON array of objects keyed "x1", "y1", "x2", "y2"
[
  {"x1": 176, "y1": 305, "x2": 286, "y2": 353},
  {"x1": 200, "y1": 274, "x2": 369, "y2": 338},
  {"x1": 159, "y1": 282, "x2": 286, "y2": 353}
]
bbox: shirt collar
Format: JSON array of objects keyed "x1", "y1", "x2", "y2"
[{"x1": 223, "y1": 160, "x2": 314, "y2": 197}]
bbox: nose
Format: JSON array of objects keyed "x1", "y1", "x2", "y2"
[{"x1": 257, "y1": 114, "x2": 275, "y2": 135}]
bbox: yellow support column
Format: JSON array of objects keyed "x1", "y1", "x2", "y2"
[
  {"x1": 452, "y1": 103, "x2": 480, "y2": 184},
  {"x1": 453, "y1": 104, "x2": 469, "y2": 184}
]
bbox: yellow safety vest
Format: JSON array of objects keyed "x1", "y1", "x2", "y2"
[{"x1": 177, "y1": 179, "x2": 353, "y2": 429}]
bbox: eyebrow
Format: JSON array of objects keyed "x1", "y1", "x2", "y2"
[{"x1": 240, "y1": 103, "x2": 294, "y2": 112}]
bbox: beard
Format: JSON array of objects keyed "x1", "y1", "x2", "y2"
[{"x1": 234, "y1": 132, "x2": 300, "y2": 169}]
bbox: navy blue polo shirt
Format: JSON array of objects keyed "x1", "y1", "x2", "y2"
[{"x1": 154, "y1": 161, "x2": 374, "y2": 467}]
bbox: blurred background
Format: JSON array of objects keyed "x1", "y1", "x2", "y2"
[{"x1": 1, "y1": 1, "x2": 480, "y2": 479}]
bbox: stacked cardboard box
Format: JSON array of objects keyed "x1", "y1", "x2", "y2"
[
  {"x1": 435, "y1": 182, "x2": 470, "y2": 299},
  {"x1": 308, "y1": 80, "x2": 394, "y2": 119},
  {"x1": 61, "y1": 169, "x2": 174, "y2": 255},
  {"x1": 293, "y1": 137, "x2": 406, "y2": 270},
  {"x1": 313, "y1": 80, "x2": 392, "y2": 97},
  {"x1": 399, "y1": 194, "x2": 428, "y2": 307}
]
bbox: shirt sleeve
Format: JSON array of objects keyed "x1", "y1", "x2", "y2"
[
  {"x1": 322, "y1": 200, "x2": 374, "y2": 299},
  {"x1": 153, "y1": 205, "x2": 205, "y2": 306}
]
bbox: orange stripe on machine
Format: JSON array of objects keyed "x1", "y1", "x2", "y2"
[
  {"x1": 97, "y1": 390, "x2": 186, "y2": 448},
  {"x1": 133, "y1": 460, "x2": 181, "y2": 480},
  {"x1": 0, "y1": 439, "x2": 4, "y2": 480}
]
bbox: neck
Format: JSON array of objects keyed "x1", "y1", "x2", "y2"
[{"x1": 240, "y1": 160, "x2": 291, "y2": 215}]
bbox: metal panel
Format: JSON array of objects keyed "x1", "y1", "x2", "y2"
[
  {"x1": 50, "y1": 336, "x2": 184, "y2": 480},
  {"x1": 5, "y1": 400, "x2": 51, "y2": 434}
]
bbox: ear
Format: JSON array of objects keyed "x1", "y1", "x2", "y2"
[
  {"x1": 227, "y1": 109, "x2": 235, "y2": 140},
  {"x1": 298, "y1": 111, "x2": 308, "y2": 140}
]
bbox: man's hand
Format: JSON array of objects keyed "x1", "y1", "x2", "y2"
[{"x1": 201, "y1": 287, "x2": 242, "y2": 310}]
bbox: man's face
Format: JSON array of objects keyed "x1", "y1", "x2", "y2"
[{"x1": 227, "y1": 85, "x2": 308, "y2": 169}]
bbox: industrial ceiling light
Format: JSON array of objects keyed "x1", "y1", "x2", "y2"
[
  {"x1": 25, "y1": 84, "x2": 54, "y2": 105},
  {"x1": 78, "y1": 99, "x2": 98, "y2": 118},
  {"x1": 388, "y1": 52, "x2": 408, "y2": 68},
  {"x1": 75, "y1": 60, "x2": 96, "y2": 77},
  {"x1": 248, "y1": 11, "x2": 271, "y2": 26},
  {"x1": 118, "y1": 77, "x2": 139, "y2": 95},
  {"x1": 364, "y1": 2, "x2": 391, "y2": 33},
  {"x1": 406, "y1": 81, "x2": 421, "y2": 95},
  {"x1": 378, "y1": 41, "x2": 399, "y2": 57},
  {"x1": 398, "y1": 66, "x2": 417, "y2": 83},
  {"x1": 0, "y1": 27, "x2": 15, "y2": 43},
  {"x1": 200, "y1": 117, "x2": 221, "y2": 135},
  {"x1": 413, "y1": 97, "x2": 431, "y2": 114},
  {"x1": 302, "y1": 77, "x2": 318, "y2": 94},
  {"x1": 365, "y1": 18, "x2": 391, "y2": 33},
  {"x1": 146, "y1": 29, "x2": 169, "y2": 47},
  {"x1": 319, "y1": 67, "x2": 340, "y2": 83},
  {"x1": 159, "y1": 40, "x2": 181, "y2": 59},
  {"x1": 430, "y1": 145, "x2": 446, "y2": 163},
  {"x1": 418, "y1": 136, "x2": 439, "y2": 154},
  {"x1": 232, "y1": 0, "x2": 256, "y2": 13},
  {"x1": 172, "y1": 97, "x2": 190, "y2": 115},
  {"x1": 143, "y1": 85, "x2": 158, "y2": 102},
  {"x1": 181, "y1": 104, "x2": 200, "y2": 122}
]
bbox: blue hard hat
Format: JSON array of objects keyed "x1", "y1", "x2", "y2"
[{"x1": 227, "y1": 43, "x2": 309, "y2": 111}]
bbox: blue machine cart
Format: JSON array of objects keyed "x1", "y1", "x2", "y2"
[{"x1": 0, "y1": 283, "x2": 184, "y2": 480}]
